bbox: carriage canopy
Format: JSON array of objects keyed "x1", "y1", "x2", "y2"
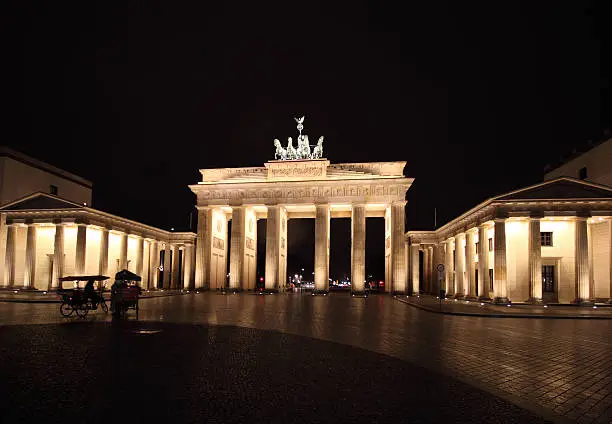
[{"x1": 114, "y1": 269, "x2": 141, "y2": 282}]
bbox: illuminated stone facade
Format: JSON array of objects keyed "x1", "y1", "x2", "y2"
[
  {"x1": 0, "y1": 193, "x2": 196, "y2": 290},
  {"x1": 407, "y1": 178, "x2": 612, "y2": 304},
  {"x1": 189, "y1": 159, "x2": 413, "y2": 294}
]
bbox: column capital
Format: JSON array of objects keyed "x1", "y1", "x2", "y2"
[
  {"x1": 493, "y1": 217, "x2": 507, "y2": 223},
  {"x1": 529, "y1": 211, "x2": 544, "y2": 219},
  {"x1": 466, "y1": 226, "x2": 478, "y2": 235},
  {"x1": 391, "y1": 200, "x2": 407, "y2": 207},
  {"x1": 575, "y1": 213, "x2": 590, "y2": 220}
]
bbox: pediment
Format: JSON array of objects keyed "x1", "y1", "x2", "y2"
[
  {"x1": 1, "y1": 193, "x2": 83, "y2": 210},
  {"x1": 496, "y1": 179, "x2": 612, "y2": 201}
]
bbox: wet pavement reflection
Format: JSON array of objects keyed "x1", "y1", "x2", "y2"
[{"x1": 1, "y1": 292, "x2": 611, "y2": 422}]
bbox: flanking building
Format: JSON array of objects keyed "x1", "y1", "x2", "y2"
[
  {"x1": 407, "y1": 178, "x2": 612, "y2": 304},
  {"x1": 0, "y1": 146, "x2": 92, "y2": 207},
  {"x1": 0, "y1": 147, "x2": 195, "y2": 291}
]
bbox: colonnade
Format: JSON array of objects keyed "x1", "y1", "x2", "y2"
[
  {"x1": 196, "y1": 201, "x2": 408, "y2": 294},
  {"x1": 410, "y1": 215, "x2": 608, "y2": 304},
  {"x1": 1, "y1": 220, "x2": 195, "y2": 291}
]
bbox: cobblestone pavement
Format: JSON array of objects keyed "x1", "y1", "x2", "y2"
[
  {"x1": 398, "y1": 295, "x2": 612, "y2": 319},
  {"x1": 0, "y1": 322, "x2": 549, "y2": 424},
  {"x1": 1, "y1": 292, "x2": 611, "y2": 423}
]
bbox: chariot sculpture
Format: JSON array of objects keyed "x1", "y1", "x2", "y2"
[{"x1": 272, "y1": 116, "x2": 324, "y2": 161}]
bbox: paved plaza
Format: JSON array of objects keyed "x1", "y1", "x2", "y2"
[{"x1": 1, "y1": 292, "x2": 611, "y2": 423}]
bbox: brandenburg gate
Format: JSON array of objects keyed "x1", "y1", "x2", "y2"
[{"x1": 189, "y1": 117, "x2": 413, "y2": 295}]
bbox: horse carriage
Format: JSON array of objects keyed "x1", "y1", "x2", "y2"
[
  {"x1": 57, "y1": 275, "x2": 109, "y2": 318},
  {"x1": 110, "y1": 269, "x2": 142, "y2": 319}
]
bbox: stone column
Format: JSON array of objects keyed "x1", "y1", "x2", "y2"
[
  {"x1": 445, "y1": 239, "x2": 454, "y2": 296},
  {"x1": 162, "y1": 243, "x2": 171, "y2": 289},
  {"x1": 98, "y1": 227, "x2": 109, "y2": 277},
  {"x1": 135, "y1": 236, "x2": 144, "y2": 276},
  {"x1": 171, "y1": 245, "x2": 180, "y2": 289},
  {"x1": 23, "y1": 223, "x2": 37, "y2": 289},
  {"x1": 195, "y1": 207, "x2": 212, "y2": 289},
  {"x1": 52, "y1": 223, "x2": 65, "y2": 288},
  {"x1": 465, "y1": 230, "x2": 476, "y2": 299},
  {"x1": 409, "y1": 244, "x2": 420, "y2": 295},
  {"x1": 119, "y1": 232, "x2": 128, "y2": 270},
  {"x1": 493, "y1": 218, "x2": 509, "y2": 303},
  {"x1": 183, "y1": 244, "x2": 193, "y2": 289},
  {"x1": 454, "y1": 233, "x2": 465, "y2": 298},
  {"x1": 391, "y1": 201, "x2": 407, "y2": 294},
  {"x1": 149, "y1": 240, "x2": 159, "y2": 289},
  {"x1": 351, "y1": 204, "x2": 366, "y2": 295},
  {"x1": 422, "y1": 247, "x2": 428, "y2": 293},
  {"x1": 0, "y1": 214, "x2": 6, "y2": 287},
  {"x1": 477, "y1": 225, "x2": 490, "y2": 300},
  {"x1": 528, "y1": 217, "x2": 542, "y2": 302},
  {"x1": 74, "y1": 224, "x2": 87, "y2": 275},
  {"x1": 4, "y1": 224, "x2": 16, "y2": 287},
  {"x1": 425, "y1": 245, "x2": 436, "y2": 294},
  {"x1": 264, "y1": 205, "x2": 287, "y2": 291},
  {"x1": 574, "y1": 217, "x2": 591, "y2": 303},
  {"x1": 314, "y1": 203, "x2": 330, "y2": 294},
  {"x1": 229, "y1": 206, "x2": 246, "y2": 291},
  {"x1": 265, "y1": 205, "x2": 280, "y2": 291}
]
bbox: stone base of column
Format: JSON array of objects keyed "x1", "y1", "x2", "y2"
[
  {"x1": 526, "y1": 297, "x2": 543, "y2": 304},
  {"x1": 571, "y1": 298, "x2": 593, "y2": 305},
  {"x1": 222, "y1": 287, "x2": 242, "y2": 294},
  {"x1": 607, "y1": 298, "x2": 612, "y2": 304},
  {"x1": 14, "y1": 285, "x2": 38, "y2": 291},
  {"x1": 391, "y1": 290, "x2": 407, "y2": 296},
  {"x1": 350, "y1": 290, "x2": 368, "y2": 297},
  {"x1": 445, "y1": 290, "x2": 454, "y2": 298},
  {"x1": 453, "y1": 292, "x2": 464, "y2": 299},
  {"x1": 493, "y1": 296, "x2": 510, "y2": 305},
  {"x1": 261, "y1": 288, "x2": 279, "y2": 294},
  {"x1": 312, "y1": 289, "x2": 329, "y2": 296},
  {"x1": 477, "y1": 295, "x2": 491, "y2": 302},
  {"x1": 464, "y1": 295, "x2": 479, "y2": 301}
]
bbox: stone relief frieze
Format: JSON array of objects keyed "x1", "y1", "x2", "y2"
[
  {"x1": 246, "y1": 237, "x2": 255, "y2": 251},
  {"x1": 199, "y1": 183, "x2": 409, "y2": 205}
]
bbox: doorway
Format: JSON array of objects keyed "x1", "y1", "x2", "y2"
[{"x1": 542, "y1": 264, "x2": 557, "y2": 302}]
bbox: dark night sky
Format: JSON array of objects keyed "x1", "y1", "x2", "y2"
[{"x1": 2, "y1": 1, "x2": 611, "y2": 281}]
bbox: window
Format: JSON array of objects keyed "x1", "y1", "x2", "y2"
[
  {"x1": 475, "y1": 241, "x2": 479, "y2": 254},
  {"x1": 540, "y1": 232, "x2": 553, "y2": 247},
  {"x1": 50, "y1": 185, "x2": 58, "y2": 196},
  {"x1": 579, "y1": 167, "x2": 588, "y2": 180},
  {"x1": 488, "y1": 269, "x2": 494, "y2": 291},
  {"x1": 488, "y1": 238, "x2": 493, "y2": 251}
]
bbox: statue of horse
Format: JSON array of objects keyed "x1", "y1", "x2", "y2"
[
  {"x1": 274, "y1": 139, "x2": 287, "y2": 160},
  {"x1": 286, "y1": 137, "x2": 298, "y2": 160},
  {"x1": 312, "y1": 136, "x2": 324, "y2": 159},
  {"x1": 303, "y1": 135, "x2": 311, "y2": 158},
  {"x1": 296, "y1": 135, "x2": 311, "y2": 159}
]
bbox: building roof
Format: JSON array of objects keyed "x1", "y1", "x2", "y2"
[
  {"x1": 406, "y1": 177, "x2": 612, "y2": 242},
  {"x1": 0, "y1": 192, "x2": 195, "y2": 243},
  {"x1": 543, "y1": 135, "x2": 612, "y2": 175},
  {"x1": 0, "y1": 146, "x2": 93, "y2": 188}
]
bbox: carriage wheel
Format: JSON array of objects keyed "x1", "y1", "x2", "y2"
[
  {"x1": 60, "y1": 302, "x2": 73, "y2": 317},
  {"x1": 75, "y1": 303, "x2": 89, "y2": 318},
  {"x1": 101, "y1": 300, "x2": 109, "y2": 313}
]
